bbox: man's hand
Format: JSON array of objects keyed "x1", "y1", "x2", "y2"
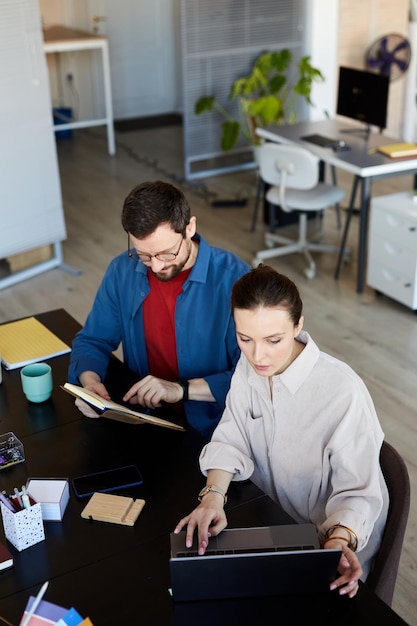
[
  {"x1": 75, "y1": 373, "x2": 111, "y2": 418},
  {"x1": 123, "y1": 375, "x2": 183, "y2": 409}
]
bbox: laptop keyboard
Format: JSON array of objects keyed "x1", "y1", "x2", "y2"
[{"x1": 175, "y1": 544, "x2": 316, "y2": 558}]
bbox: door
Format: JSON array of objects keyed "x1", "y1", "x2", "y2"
[{"x1": 86, "y1": 0, "x2": 180, "y2": 120}]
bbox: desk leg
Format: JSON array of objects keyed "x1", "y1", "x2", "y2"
[
  {"x1": 102, "y1": 41, "x2": 115, "y2": 156},
  {"x1": 250, "y1": 176, "x2": 264, "y2": 232},
  {"x1": 356, "y1": 178, "x2": 372, "y2": 294},
  {"x1": 334, "y1": 175, "x2": 359, "y2": 280}
]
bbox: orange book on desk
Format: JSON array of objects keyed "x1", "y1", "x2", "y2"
[{"x1": 376, "y1": 142, "x2": 417, "y2": 158}]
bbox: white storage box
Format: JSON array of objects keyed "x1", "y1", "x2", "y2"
[{"x1": 26, "y1": 478, "x2": 70, "y2": 521}]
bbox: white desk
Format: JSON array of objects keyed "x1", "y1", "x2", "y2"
[
  {"x1": 43, "y1": 25, "x2": 115, "y2": 156},
  {"x1": 257, "y1": 119, "x2": 417, "y2": 293}
]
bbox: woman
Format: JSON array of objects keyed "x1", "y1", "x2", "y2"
[{"x1": 174, "y1": 265, "x2": 389, "y2": 598}]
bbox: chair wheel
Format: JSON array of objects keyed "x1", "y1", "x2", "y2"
[
  {"x1": 265, "y1": 239, "x2": 275, "y2": 249},
  {"x1": 343, "y1": 249, "x2": 352, "y2": 263},
  {"x1": 304, "y1": 266, "x2": 316, "y2": 279}
]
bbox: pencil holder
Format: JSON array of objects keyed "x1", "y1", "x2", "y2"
[{"x1": 0, "y1": 501, "x2": 45, "y2": 551}]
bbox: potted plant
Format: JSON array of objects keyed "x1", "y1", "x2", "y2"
[{"x1": 194, "y1": 49, "x2": 325, "y2": 152}]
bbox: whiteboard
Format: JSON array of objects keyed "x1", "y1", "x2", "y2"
[{"x1": 0, "y1": 0, "x2": 66, "y2": 260}]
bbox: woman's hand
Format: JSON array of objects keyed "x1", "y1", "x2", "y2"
[
  {"x1": 327, "y1": 540, "x2": 363, "y2": 598},
  {"x1": 173, "y1": 492, "x2": 227, "y2": 555}
]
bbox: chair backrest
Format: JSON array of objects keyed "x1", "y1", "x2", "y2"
[
  {"x1": 366, "y1": 440, "x2": 410, "y2": 607},
  {"x1": 256, "y1": 142, "x2": 320, "y2": 191}
]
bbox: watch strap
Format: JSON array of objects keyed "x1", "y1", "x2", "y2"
[{"x1": 178, "y1": 379, "x2": 189, "y2": 401}]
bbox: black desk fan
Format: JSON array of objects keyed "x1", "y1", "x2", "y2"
[{"x1": 365, "y1": 33, "x2": 411, "y2": 81}]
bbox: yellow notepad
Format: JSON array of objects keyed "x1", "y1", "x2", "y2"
[
  {"x1": 376, "y1": 142, "x2": 417, "y2": 158},
  {"x1": 0, "y1": 317, "x2": 71, "y2": 370}
]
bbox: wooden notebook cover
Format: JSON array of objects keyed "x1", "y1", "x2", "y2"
[{"x1": 81, "y1": 492, "x2": 145, "y2": 526}]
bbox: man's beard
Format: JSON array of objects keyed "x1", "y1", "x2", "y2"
[{"x1": 151, "y1": 240, "x2": 192, "y2": 282}]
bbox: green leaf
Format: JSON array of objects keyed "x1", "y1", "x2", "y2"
[
  {"x1": 230, "y1": 78, "x2": 248, "y2": 98},
  {"x1": 221, "y1": 121, "x2": 240, "y2": 151},
  {"x1": 270, "y1": 49, "x2": 292, "y2": 73},
  {"x1": 253, "y1": 52, "x2": 273, "y2": 76},
  {"x1": 194, "y1": 96, "x2": 215, "y2": 115},
  {"x1": 268, "y1": 74, "x2": 286, "y2": 95},
  {"x1": 231, "y1": 68, "x2": 266, "y2": 98},
  {"x1": 249, "y1": 95, "x2": 283, "y2": 125}
]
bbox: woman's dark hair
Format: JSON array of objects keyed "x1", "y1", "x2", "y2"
[
  {"x1": 231, "y1": 264, "x2": 303, "y2": 326},
  {"x1": 121, "y1": 180, "x2": 191, "y2": 238}
]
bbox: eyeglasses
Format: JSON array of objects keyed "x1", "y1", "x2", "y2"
[{"x1": 128, "y1": 234, "x2": 184, "y2": 263}]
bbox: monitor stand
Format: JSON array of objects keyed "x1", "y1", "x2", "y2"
[{"x1": 339, "y1": 123, "x2": 371, "y2": 137}]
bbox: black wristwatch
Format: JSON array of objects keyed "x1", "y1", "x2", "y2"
[{"x1": 178, "y1": 379, "x2": 189, "y2": 401}]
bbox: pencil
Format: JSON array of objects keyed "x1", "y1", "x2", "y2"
[{"x1": 21, "y1": 580, "x2": 49, "y2": 626}]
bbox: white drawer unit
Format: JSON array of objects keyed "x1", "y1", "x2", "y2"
[{"x1": 367, "y1": 192, "x2": 417, "y2": 310}]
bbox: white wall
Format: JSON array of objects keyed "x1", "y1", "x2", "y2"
[
  {"x1": 40, "y1": 0, "x2": 340, "y2": 123},
  {"x1": 307, "y1": 0, "x2": 339, "y2": 121}
]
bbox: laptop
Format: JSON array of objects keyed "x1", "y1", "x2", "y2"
[{"x1": 170, "y1": 524, "x2": 341, "y2": 601}]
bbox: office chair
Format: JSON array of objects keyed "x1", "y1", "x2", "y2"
[
  {"x1": 252, "y1": 143, "x2": 347, "y2": 278},
  {"x1": 250, "y1": 165, "x2": 342, "y2": 232},
  {"x1": 366, "y1": 440, "x2": 410, "y2": 607}
]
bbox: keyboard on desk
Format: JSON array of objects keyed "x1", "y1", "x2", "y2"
[
  {"x1": 175, "y1": 543, "x2": 317, "y2": 558},
  {"x1": 301, "y1": 133, "x2": 340, "y2": 148}
]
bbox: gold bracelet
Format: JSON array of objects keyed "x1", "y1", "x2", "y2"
[
  {"x1": 198, "y1": 484, "x2": 228, "y2": 504},
  {"x1": 324, "y1": 524, "x2": 358, "y2": 552},
  {"x1": 322, "y1": 535, "x2": 350, "y2": 547}
]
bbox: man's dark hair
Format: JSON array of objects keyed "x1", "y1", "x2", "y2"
[{"x1": 121, "y1": 180, "x2": 191, "y2": 238}]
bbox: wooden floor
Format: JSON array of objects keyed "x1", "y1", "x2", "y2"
[{"x1": 1, "y1": 125, "x2": 416, "y2": 624}]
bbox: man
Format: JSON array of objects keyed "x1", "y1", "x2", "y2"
[{"x1": 68, "y1": 180, "x2": 250, "y2": 439}]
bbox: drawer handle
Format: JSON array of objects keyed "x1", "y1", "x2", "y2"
[
  {"x1": 384, "y1": 242, "x2": 402, "y2": 256},
  {"x1": 385, "y1": 216, "x2": 401, "y2": 227}
]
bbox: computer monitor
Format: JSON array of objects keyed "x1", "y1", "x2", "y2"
[{"x1": 336, "y1": 66, "x2": 390, "y2": 134}]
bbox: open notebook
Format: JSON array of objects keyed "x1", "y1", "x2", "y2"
[{"x1": 170, "y1": 524, "x2": 341, "y2": 601}]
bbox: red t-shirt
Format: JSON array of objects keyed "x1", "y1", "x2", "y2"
[{"x1": 143, "y1": 267, "x2": 192, "y2": 381}]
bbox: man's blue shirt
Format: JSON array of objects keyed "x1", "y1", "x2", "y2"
[{"x1": 68, "y1": 234, "x2": 250, "y2": 438}]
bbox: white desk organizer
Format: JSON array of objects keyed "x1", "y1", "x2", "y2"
[{"x1": 1, "y1": 501, "x2": 45, "y2": 551}]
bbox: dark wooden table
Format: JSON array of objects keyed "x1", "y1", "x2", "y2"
[{"x1": 0, "y1": 310, "x2": 409, "y2": 625}]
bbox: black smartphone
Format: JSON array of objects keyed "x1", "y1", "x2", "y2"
[{"x1": 72, "y1": 465, "x2": 143, "y2": 499}]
